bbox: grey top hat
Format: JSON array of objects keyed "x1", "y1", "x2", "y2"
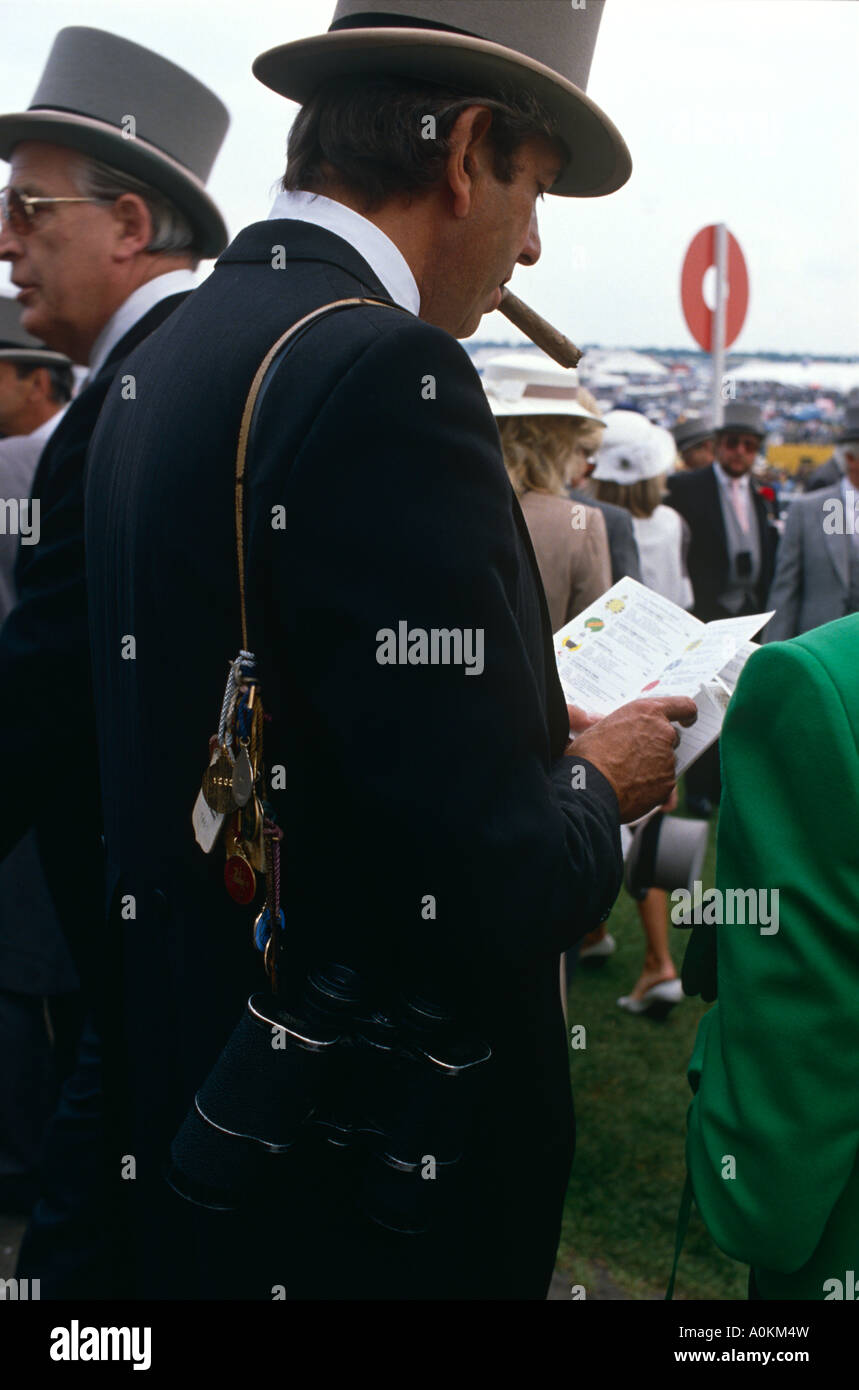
[
  {"x1": 716, "y1": 402, "x2": 766, "y2": 439},
  {"x1": 253, "y1": 0, "x2": 631, "y2": 198},
  {"x1": 0, "y1": 27, "x2": 229, "y2": 257},
  {"x1": 672, "y1": 416, "x2": 714, "y2": 453},
  {"x1": 0, "y1": 293, "x2": 71, "y2": 367},
  {"x1": 839, "y1": 405, "x2": 859, "y2": 444}
]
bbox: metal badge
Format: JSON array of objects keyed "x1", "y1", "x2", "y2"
[
  {"x1": 192, "y1": 789, "x2": 225, "y2": 854},
  {"x1": 232, "y1": 743, "x2": 254, "y2": 807},
  {"x1": 202, "y1": 747, "x2": 237, "y2": 814},
  {"x1": 224, "y1": 853, "x2": 256, "y2": 905}
]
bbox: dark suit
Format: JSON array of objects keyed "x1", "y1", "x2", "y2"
[
  {"x1": 0, "y1": 293, "x2": 190, "y2": 994},
  {"x1": 569, "y1": 488, "x2": 642, "y2": 583},
  {"x1": 665, "y1": 464, "x2": 778, "y2": 806},
  {"x1": 665, "y1": 465, "x2": 777, "y2": 624},
  {"x1": 84, "y1": 220, "x2": 624, "y2": 1299},
  {"x1": 2, "y1": 293, "x2": 190, "y2": 1292}
]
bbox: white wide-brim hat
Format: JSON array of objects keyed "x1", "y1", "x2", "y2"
[
  {"x1": 592, "y1": 410, "x2": 676, "y2": 483},
  {"x1": 482, "y1": 350, "x2": 605, "y2": 422},
  {"x1": 254, "y1": 0, "x2": 631, "y2": 198}
]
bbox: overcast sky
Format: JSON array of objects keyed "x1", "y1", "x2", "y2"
[{"x1": 1, "y1": 0, "x2": 856, "y2": 354}]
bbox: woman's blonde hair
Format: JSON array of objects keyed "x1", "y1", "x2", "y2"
[
  {"x1": 499, "y1": 414, "x2": 604, "y2": 497},
  {"x1": 592, "y1": 474, "x2": 666, "y2": 519}
]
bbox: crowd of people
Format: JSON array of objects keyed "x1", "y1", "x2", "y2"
[{"x1": 0, "y1": 2, "x2": 857, "y2": 1306}]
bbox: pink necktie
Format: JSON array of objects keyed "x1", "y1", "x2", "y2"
[{"x1": 730, "y1": 479, "x2": 749, "y2": 533}]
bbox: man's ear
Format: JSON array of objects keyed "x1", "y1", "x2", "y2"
[
  {"x1": 110, "y1": 193, "x2": 154, "y2": 259},
  {"x1": 445, "y1": 106, "x2": 496, "y2": 218}
]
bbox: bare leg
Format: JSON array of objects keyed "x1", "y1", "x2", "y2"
[{"x1": 627, "y1": 888, "x2": 678, "y2": 1001}]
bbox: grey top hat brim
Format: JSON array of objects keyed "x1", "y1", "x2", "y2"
[
  {"x1": 253, "y1": 29, "x2": 631, "y2": 197},
  {"x1": 675, "y1": 426, "x2": 715, "y2": 453},
  {"x1": 0, "y1": 110, "x2": 228, "y2": 258},
  {"x1": 0, "y1": 345, "x2": 71, "y2": 367}
]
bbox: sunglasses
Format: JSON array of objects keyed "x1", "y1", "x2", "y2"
[
  {"x1": 720, "y1": 433, "x2": 760, "y2": 452},
  {"x1": 0, "y1": 186, "x2": 105, "y2": 236}
]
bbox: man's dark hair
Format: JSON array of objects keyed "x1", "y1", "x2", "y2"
[
  {"x1": 15, "y1": 361, "x2": 74, "y2": 405},
  {"x1": 283, "y1": 75, "x2": 567, "y2": 210}
]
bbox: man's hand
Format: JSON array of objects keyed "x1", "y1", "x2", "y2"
[{"x1": 569, "y1": 696, "x2": 698, "y2": 823}]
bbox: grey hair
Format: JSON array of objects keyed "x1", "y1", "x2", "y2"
[{"x1": 72, "y1": 154, "x2": 199, "y2": 264}]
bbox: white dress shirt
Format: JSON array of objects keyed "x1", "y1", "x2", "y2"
[
  {"x1": 268, "y1": 189, "x2": 420, "y2": 316},
  {"x1": 87, "y1": 268, "x2": 199, "y2": 380}
]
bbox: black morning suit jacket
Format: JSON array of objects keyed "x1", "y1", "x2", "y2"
[
  {"x1": 0, "y1": 293, "x2": 190, "y2": 1004},
  {"x1": 85, "y1": 220, "x2": 623, "y2": 1300},
  {"x1": 665, "y1": 464, "x2": 778, "y2": 623}
]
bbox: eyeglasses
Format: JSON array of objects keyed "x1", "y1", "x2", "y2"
[
  {"x1": 720, "y1": 433, "x2": 760, "y2": 452},
  {"x1": 0, "y1": 186, "x2": 106, "y2": 236}
]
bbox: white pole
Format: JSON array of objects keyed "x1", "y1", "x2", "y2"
[{"x1": 711, "y1": 222, "x2": 728, "y2": 428}]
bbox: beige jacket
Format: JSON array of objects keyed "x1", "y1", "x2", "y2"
[{"x1": 518, "y1": 490, "x2": 611, "y2": 632}]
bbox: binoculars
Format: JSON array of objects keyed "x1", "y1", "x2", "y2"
[{"x1": 166, "y1": 963, "x2": 491, "y2": 1235}]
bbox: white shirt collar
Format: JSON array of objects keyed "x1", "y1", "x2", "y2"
[
  {"x1": 268, "y1": 189, "x2": 420, "y2": 316},
  {"x1": 87, "y1": 269, "x2": 199, "y2": 380},
  {"x1": 29, "y1": 405, "x2": 68, "y2": 444}
]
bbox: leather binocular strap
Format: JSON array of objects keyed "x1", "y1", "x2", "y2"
[{"x1": 233, "y1": 296, "x2": 406, "y2": 649}]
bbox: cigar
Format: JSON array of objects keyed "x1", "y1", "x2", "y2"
[{"x1": 497, "y1": 287, "x2": 583, "y2": 369}]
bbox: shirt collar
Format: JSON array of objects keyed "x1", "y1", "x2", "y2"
[
  {"x1": 29, "y1": 405, "x2": 68, "y2": 444},
  {"x1": 268, "y1": 189, "x2": 420, "y2": 316},
  {"x1": 87, "y1": 268, "x2": 199, "y2": 380}
]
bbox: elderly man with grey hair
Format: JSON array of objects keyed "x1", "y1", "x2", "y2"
[
  {"x1": 0, "y1": 26, "x2": 229, "y2": 1295},
  {"x1": 766, "y1": 406, "x2": 859, "y2": 640}
]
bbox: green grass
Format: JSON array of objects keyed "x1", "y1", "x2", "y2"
[{"x1": 556, "y1": 810, "x2": 748, "y2": 1301}]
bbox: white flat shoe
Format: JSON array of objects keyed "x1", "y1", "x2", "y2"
[
  {"x1": 617, "y1": 979, "x2": 685, "y2": 1016},
  {"x1": 579, "y1": 932, "x2": 616, "y2": 962}
]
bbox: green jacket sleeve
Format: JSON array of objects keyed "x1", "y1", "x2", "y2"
[{"x1": 686, "y1": 618, "x2": 859, "y2": 1273}]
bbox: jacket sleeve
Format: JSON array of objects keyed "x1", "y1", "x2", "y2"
[
  {"x1": 251, "y1": 314, "x2": 623, "y2": 975},
  {"x1": 685, "y1": 631, "x2": 859, "y2": 1272},
  {"x1": 763, "y1": 499, "x2": 804, "y2": 641}
]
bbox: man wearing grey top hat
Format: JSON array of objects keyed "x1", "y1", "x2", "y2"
[
  {"x1": 85, "y1": 1, "x2": 695, "y2": 1300},
  {"x1": 766, "y1": 405, "x2": 859, "y2": 641},
  {"x1": 671, "y1": 415, "x2": 715, "y2": 472},
  {"x1": 666, "y1": 401, "x2": 778, "y2": 814},
  {"x1": 0, "y1": 26, "x2": 229, "y2": 1295}
]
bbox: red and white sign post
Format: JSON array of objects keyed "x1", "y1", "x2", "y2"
[{"x1": 680, "y1": 225, "x2": 749, "y2": 427}]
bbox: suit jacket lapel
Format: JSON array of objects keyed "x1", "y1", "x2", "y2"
[
  {"x1": 819, "y1": 489, "x2": 850, "y2": 590},
  {"x1": 703, "y1": 466, "x2": 729, "y2": 570}
]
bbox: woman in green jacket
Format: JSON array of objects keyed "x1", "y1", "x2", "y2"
[{"x1": 682, "y1": 611, "x2": 859, "y2": 1299}]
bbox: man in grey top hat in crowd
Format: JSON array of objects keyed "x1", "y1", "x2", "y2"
[
  {"x1": 802, "y1": 388, "x2": 859, "y2": 493},
  {"x1": 666, "y1": 401, "x2": 778, "y2": 814},
  {"x1": 0, "y1": 25, "x2": 229, "y2": 1294},
  {"x1": 766, "y1": 404, "x2": 859, "y2": 640},
  {"x1": 672, "y1": 414, "x2": 715, "y2": 472},
  {"x1": 84, "y1": 0, "x2": 694, "y2": 1299}
]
